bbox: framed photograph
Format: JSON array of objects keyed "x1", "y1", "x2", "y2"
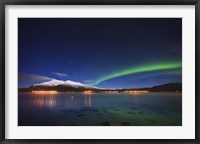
[{"x1": 0, "y1": 0, "x2": 199, "y2": 143}]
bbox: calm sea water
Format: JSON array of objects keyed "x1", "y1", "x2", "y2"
[{"x1": 18, "y1": 92, "x2": 182, "y2": 126}]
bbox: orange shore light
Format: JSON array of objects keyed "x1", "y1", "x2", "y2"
[
  {"x1": 83, "y1": 90, "x2": 93, "y2": 94},
  {"x1": 128, "y1": 90, "x2": 149, "y2": 94},
  {"x1": 31, "y1": 90, "x2": 58, "y2": 94}
]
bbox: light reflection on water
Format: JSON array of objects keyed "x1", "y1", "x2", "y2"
[
  {"x1": 28, "y1": 92, "x2": 182, "y2": 110},
  {"x1": 85, "y1": 95, "x2": 92, "y2": 107},
  {"x1": 32, "y1": 93, "x2": 93, "y2": 108},
  {"x1": 19, "y1": 92, "x2": 182, "y2": 126},
  {"x1": 33, "y1": 95, "x2": 57, "y2": 108},
  {"x1": 30, "y1": 92, "x2": 180, "y2": 109}
]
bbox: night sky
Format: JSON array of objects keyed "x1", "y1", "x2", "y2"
[{"x1": 18, "y1": 18, "x2": 182, "y2": 88}]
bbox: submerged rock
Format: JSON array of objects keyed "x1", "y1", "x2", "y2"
[
  {"x1": 77, "y1": 114, "x2": 85, "y2": 117},
  {"x1": 80, "y1": 107, "x2": 99, "y2": 113},
  {"x1": 159, "y1": 111, "x2": 171, "y2": 115},
  {"x1": 122, "y1": 122, "x2": 130, "y2": 126},
  {"x1": 61, "y1": 109, "x2": 79, "y2": 114},
  {"x1": 139, "y1": 112, "x2": 146, "y2": 115},
  {"x1": 145, "y1": 119, "x2": 156, "y2": 124},
  {"x1": 101, "y1": 121, "x2": 111, "y2": 126},
  {"x1": 127, "y1": 111, "x2": 135, "y2": 114}
]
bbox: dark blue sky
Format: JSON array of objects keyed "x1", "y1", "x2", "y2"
[{"x1": 18, "y1": 18, "x2": 182, "y2": 88}]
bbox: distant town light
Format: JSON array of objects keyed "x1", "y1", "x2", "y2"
[
  {"x1": 83, "y1": 90, "x2": 93, "y2": 94},
  {"x1": 32, "y1": 90, "x2": 58, "y2": 94},
  {"x1": 128, "y1": 90, "x2": 149, "y2": 94}
]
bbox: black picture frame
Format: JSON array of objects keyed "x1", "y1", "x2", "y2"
[{"x1": 0, "y1": 0, "x2": 199, "y2": 143}]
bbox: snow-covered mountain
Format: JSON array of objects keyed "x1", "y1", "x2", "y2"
[
  {"x1": 34, "y1": 79, "x2": 98, "y2": 89},
  {"x1": 34, "y1": 79, "x2": 64, "y2": 86}
]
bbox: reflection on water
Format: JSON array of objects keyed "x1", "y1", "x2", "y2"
[
  {"x1": 32, "y1": 93, "x2": 92, "y2": 108},
  {"x1": 33, "y1": 95, "x2": 56, "y2": 108},
  {"x1": 19, "y1": 92, "x2": 182, "y2": 126},
  {"x1": 85, "y1": 95, "x2": 92, "y2": 107},
  {"x1": 133, "y1": 94, "x2": 139, "y2": 108}
]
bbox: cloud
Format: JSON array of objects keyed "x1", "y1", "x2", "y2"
[
  {"x1": 84, "y1": 80, "x2": 94, "y2": 83},
  {"x1": 19, "y1": 73, "x2": 53, "y2": 82},
  {"x1": 52, "y1": 72, "x2": 68, "y2": 77}
]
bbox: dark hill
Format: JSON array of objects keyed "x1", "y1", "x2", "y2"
[
  {"x1": 18, "y1": 82, "x2": 182, "y2": 92},
  {"x1": 135, "y1": 83, "x2": 182, "y2": 92}
]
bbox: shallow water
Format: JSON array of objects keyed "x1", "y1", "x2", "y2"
[{"x1": 18, "y1": 92, "x2": 182, "y2": 126}]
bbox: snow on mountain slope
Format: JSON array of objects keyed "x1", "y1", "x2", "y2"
[
  {"x1": 34, "y1": 79, "x2": 98, "y2": 89},
  {"x1": 34, "y1": 79, "x2": 64, "y2": 86},
  {"x1": 63, "y1": 80, "x2": 89, "y2": 88}
]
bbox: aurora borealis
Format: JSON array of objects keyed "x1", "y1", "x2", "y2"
[
  {"x1": 90, "y1": 61, "x2": 182, "y2": 86},
  {"x1": 18, "y1": 18, "x2": 182, "y2": 88}
]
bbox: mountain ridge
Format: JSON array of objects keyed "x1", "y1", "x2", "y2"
[
  {"x1": 34, "y1": 79, "x2": 97, "y2": 89},
  {"x1": 18, "y1": 79, "x2": 182, "y2": 92}
]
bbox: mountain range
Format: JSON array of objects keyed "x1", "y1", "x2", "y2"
[
  {"x1": 34, "y1": 79, "x2": 98, "y2": 89},
  {"x1": 18, "y1": 79, "x2": 182, "y2": 92}
]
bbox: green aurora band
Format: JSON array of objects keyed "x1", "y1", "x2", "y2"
[
  {"x1": 91, "y1": 61, "x2": 182, "y2": 86},
  {"x1": 130, "y1": 69, "x2": 182, "y2": 81}
]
